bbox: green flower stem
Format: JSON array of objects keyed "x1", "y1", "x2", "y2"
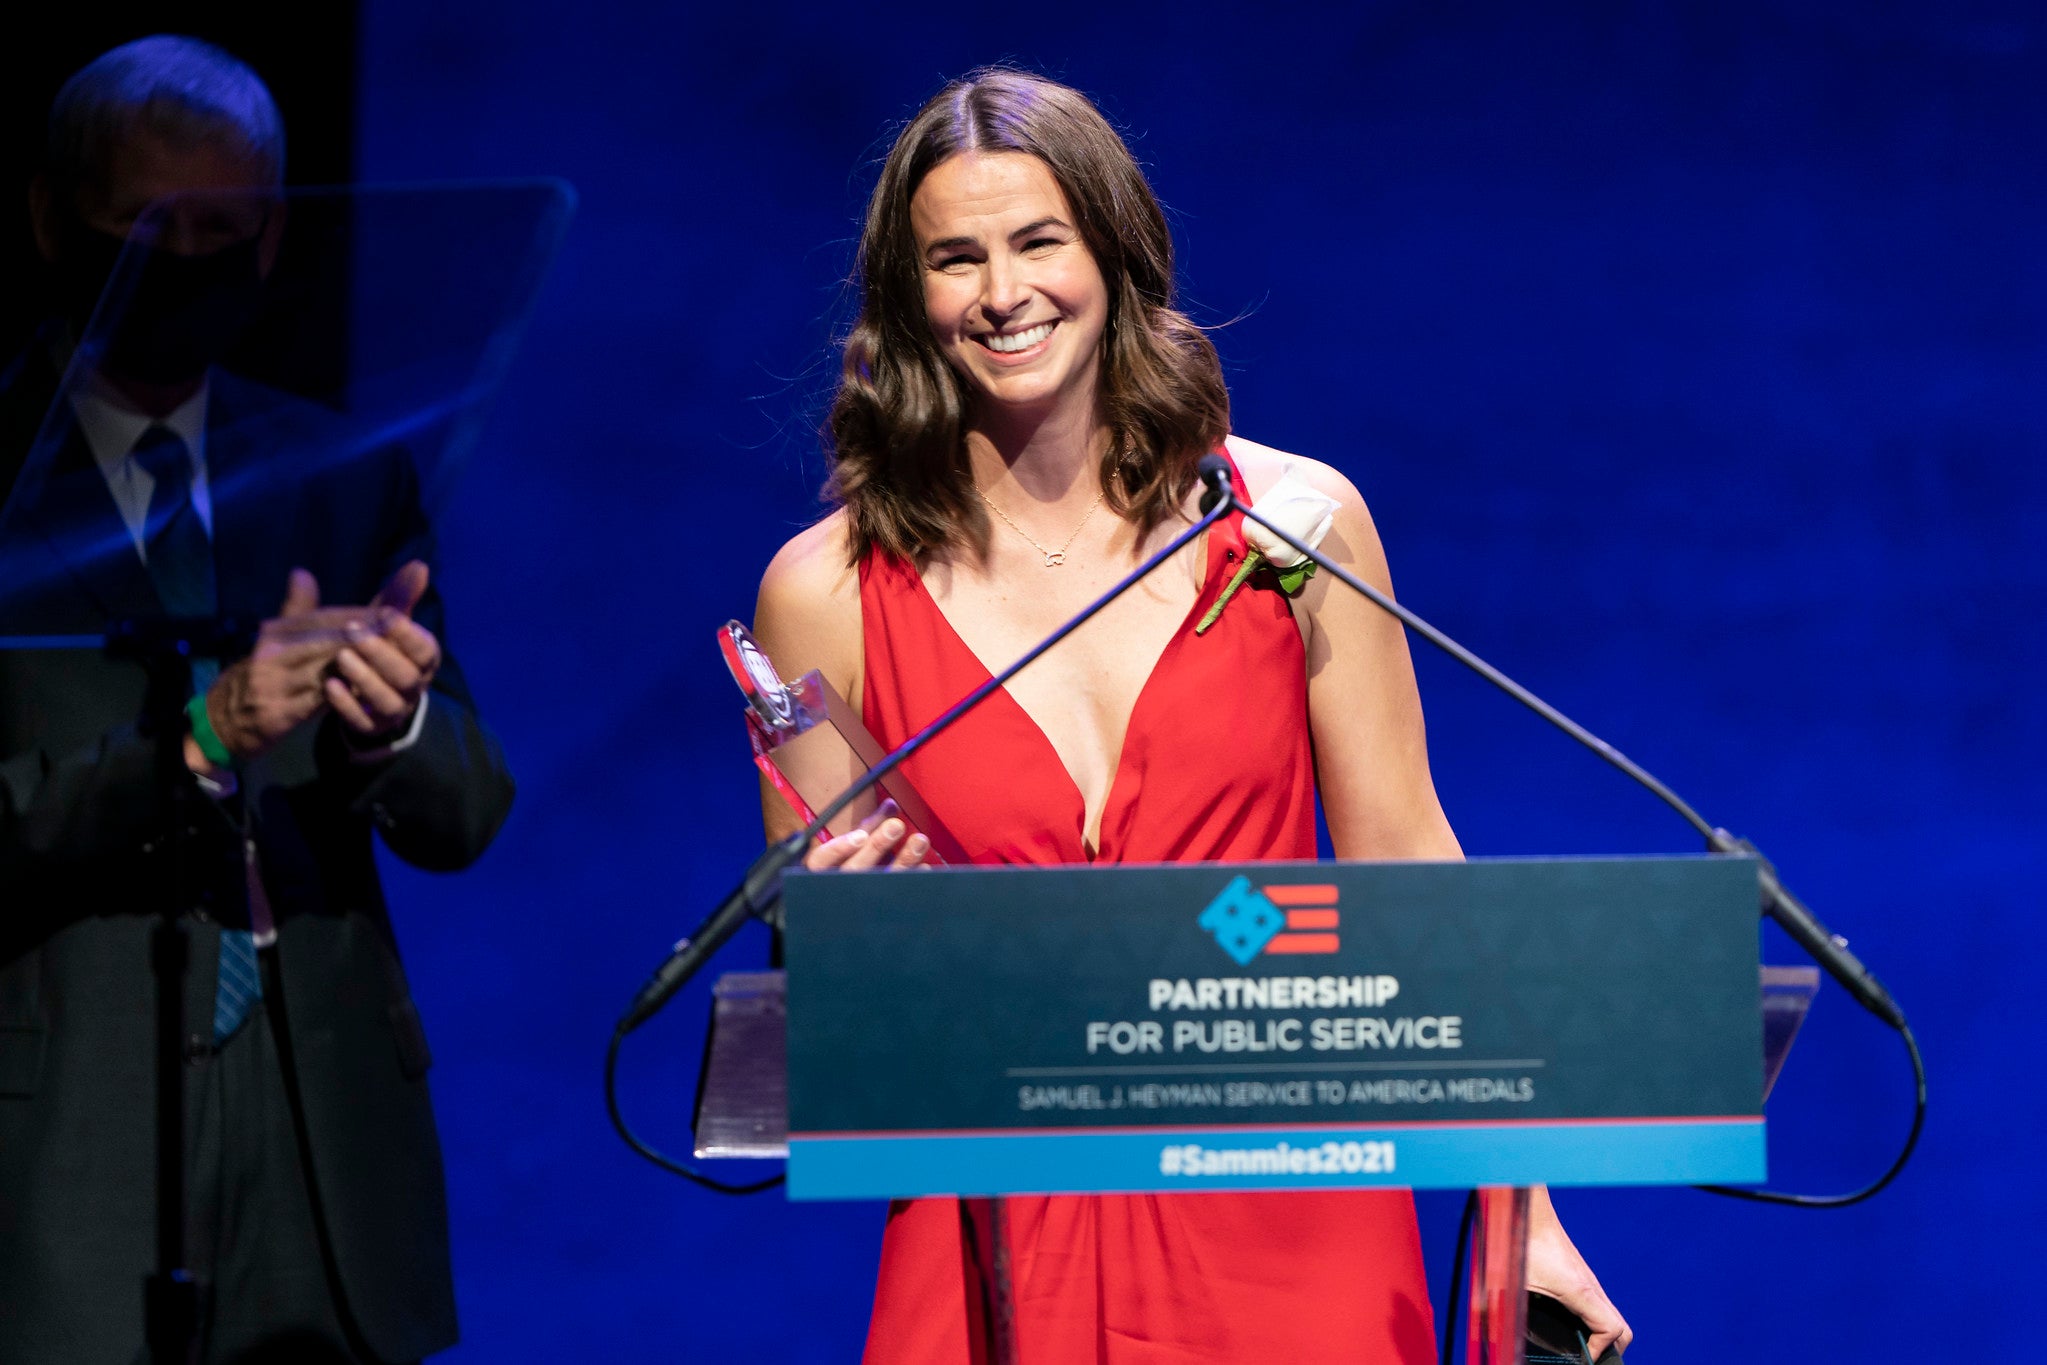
[{"x1": 1195, "y1": 550, "x2": 1265, "y2": 634}]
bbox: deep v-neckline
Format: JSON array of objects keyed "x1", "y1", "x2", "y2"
[{"x1": 905, "y1": 521, "x2": 1227, "y2": 859}]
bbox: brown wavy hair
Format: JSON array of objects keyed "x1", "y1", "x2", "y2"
[{"x1": 826, "y1": 68, "x2": 1229, "y2": 564}]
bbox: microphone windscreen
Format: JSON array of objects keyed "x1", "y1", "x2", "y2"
[{"x1": 1196, "y1": 453, "x2": 1234, "y2": 514}]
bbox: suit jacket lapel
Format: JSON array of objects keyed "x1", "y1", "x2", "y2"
[
  {"x1": 0, "y1": 347, "x2": 160, "y2": 626},
  {"x1": 22, "y1": 440, "x2": 162, "y2": 621},
  {"x1": 205, "y1": 372, "x2": 298, "y2": 620}
]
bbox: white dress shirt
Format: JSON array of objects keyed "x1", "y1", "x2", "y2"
[{"x1": 65, "y1": 376, "x2": 214, "y2": 558}]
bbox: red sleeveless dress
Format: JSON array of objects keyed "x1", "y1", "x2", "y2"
[{"x1": 856, "y1": 459, "x2": 1436, "y2": 1364}]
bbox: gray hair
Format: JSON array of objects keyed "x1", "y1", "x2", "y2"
[{"x1": 44, "y1": 35, "x2": 286, "y2": 198}]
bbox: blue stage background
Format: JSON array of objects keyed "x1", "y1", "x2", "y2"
[{"x1": 352, "y1": 3, "x2": 2040, "y2": 1357}]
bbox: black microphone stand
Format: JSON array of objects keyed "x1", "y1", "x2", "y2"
[
  {"x1": 98, "y1": 617, "x2": 255, "y2": 1365},
  {"x1": 1209, "y1": 464, "x2": 1922, "y2": 1207}
]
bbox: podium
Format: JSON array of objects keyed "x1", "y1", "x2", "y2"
[{"x1": 696, "y1": 854, "x2": 1813, "y2": 1362}]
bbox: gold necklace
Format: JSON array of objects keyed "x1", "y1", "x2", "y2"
[{"x1": 978, "y1": 485, "x2": 1106, "y2": 568}]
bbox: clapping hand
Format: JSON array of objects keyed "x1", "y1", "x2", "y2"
[
  {"x1": 322, "y1": 560, "x2": 441, "y2": 740},
  {"x1": 190, "y1": 560, "x2": 441, "y2": 772}
]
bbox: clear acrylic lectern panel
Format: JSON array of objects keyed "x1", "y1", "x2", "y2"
[
  {"x1": 691, "y1": 971, "x2": 787, "y2": 1159},
  {"x1": 1, "y1": 180, "x2": 574, "y2": 634}
]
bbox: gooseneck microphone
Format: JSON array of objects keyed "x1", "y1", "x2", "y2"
[
  {"x1": 1205, "y1": 461, "x2": 1921, "y2": 1207},
  {"x1": 1212, "y1": 466, "x2": 1903, "y2": 1027},
  {"x1": 616, "y1": 829, "x2": 808, "y2": 1034},
  {"x1": 609, "y1": 480, "x2": 1236, "y2": 1192},
  {"x1": 617, "y1": 484, "x2": 1238, "y2": 1036},
  {"x1": 1196, "y1": 452, "x2": 1234, "y2": 514}
]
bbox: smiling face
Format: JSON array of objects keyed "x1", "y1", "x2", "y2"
[{"x1": 910, "y1": 151, "x2": 1111, "y2": 428}]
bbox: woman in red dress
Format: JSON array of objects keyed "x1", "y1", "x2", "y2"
[{"x1": 753, "y1": 68, "x2": 1632, "y2": 1363}]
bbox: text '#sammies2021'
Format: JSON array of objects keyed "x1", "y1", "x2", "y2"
[{"x1": 1159, "y1": 1139, "x2": 1396, "y2": 1178}]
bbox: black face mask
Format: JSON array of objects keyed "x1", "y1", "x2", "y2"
[{"x1": 54, "y1": 221, "x2": 267, "y2": 387}]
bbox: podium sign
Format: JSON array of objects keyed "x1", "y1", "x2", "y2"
[{"x1": 781, "y1": 855, "x2": 1766, "y2": 1200}]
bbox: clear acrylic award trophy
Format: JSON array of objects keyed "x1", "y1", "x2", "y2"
[{"x1": 719, "y1": 620, "x2": 965, "y2": 864}]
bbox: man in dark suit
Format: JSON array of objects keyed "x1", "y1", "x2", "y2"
[{"x1": 0, "y1": 38, "x2": 513, "y2": 1363}]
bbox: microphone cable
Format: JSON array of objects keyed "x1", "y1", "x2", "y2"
[
  {"x1": 1696, "y1": 1020, "x2": 1925, "y2": 1207},
  {"x1": 1440, "y1": 1189, "x2": 1475, "y2": 1365},
  {"x1": 604, "y1": 1020, "x2": 784, "y2": 1196}
]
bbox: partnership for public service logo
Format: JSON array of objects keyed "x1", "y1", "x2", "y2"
[{"x1": 1198, "y1": 875, "x2": 1341, "y2": 964}]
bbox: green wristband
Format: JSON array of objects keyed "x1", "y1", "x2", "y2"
[{"x1": 185, "y1": 693, "x2": 234, "y2": 769}]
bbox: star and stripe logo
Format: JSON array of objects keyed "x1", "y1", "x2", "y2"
[{"x1": 1196, "y1": 875, "x2": 1341, "y2": 964}]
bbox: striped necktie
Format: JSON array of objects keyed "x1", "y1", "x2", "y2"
[{"x1": 131, "y1": 427, "x2": 260, "y2": 1045}]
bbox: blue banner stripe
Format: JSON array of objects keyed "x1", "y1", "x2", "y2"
[{"x1": 786, "y1": 1119, "x2": 1765, "y2": 1200}]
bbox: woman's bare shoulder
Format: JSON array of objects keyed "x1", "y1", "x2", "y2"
[
  {"x1": 1224, "y1": 433, "x2": 1369, "y2": 513},
  {"x1": 760, "y1": 509, "x2": 856, "y2": 602},
  {"x1": 754, "y1": 509, "x2": 862, "y2": 683}
]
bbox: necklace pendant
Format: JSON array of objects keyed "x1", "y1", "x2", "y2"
[{"x1": 1043, "y1": 551, "x2": 1065, "y2": 568}]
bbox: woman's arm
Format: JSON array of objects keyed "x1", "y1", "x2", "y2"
[
  {"x1": 750, "y1": 513, "x2": 865, "y2": 845},
  {"x1": 1228, "y1": 435, "x2": 1633, "y2": 1357},
  {"x1": 750, "y1": 513, "x2": 925, "y2": 870}
]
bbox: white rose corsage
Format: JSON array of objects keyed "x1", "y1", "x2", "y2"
[{"x1": 1195, "y1": 464, "x2": 1340, "y2": 635}]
